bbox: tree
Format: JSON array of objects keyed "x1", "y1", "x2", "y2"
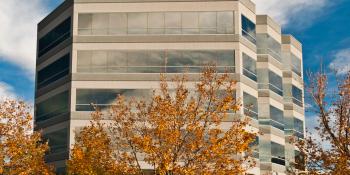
[
  {"x1": 0, "y1": 100, "x2": 53, "y2": 175},
  {"x1": 67, "y1": 110, "x2": 138, "y2": 175},
  {"x1": 292, "y1": 71, "x2": 350, "y2": 175},
  {"x1": 109, "y1": 67, "x2": 257, "y2": 175}
]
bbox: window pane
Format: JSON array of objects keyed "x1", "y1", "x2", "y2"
[
  {"x1": 78, "y1": 14, "x2": 92, "y2": 35},
  {"x1": 217, "y1": 11, "x2": 234, "y2": 34},
  {"x1": 241, "y1": 15, "x2": 256, "y2": 44},
  {"x1": 37, "y1": 54, "x2": 70, "y2": 89},
  {"x1": 44, "y1": 128, "x2": 68, "y2": 153},
  {"x1": 77, "y1": 51, "x2": 92, "y2": 73},
  {"x1": 292, "y1": 86, "x2": 303, "y2": 106},
  {"x1": 199, "y1": 12, "x2": 216, "y2": 34},
  {"x1": 243, "y1": 92, "x2": 258, "y2": 119},
  {"x1": 165, "y1": 12, "x2": 182, "y2": 34},
  {"x1": 182, "y1": 12, "x2": 199, "y2": 34},
  {"x1": 107, "y1": 51, "x2": 127, "y2": 73},
  {"x1": 148, "y1": 13, "x2": 165, "y2": 34},
  {"x1": 271, "y1": 142, "x2": 285, "y2": 165},
  {"x1": 92, "y1": 13, "x2": 109, "y2": 35},
  {"x1": 270, "y1": 106, "x2": 284, "y2": 130},
  {"x1": 269, "y1": 70, "x2": 283, "y2": 96},
  {"x1": 36, "y1": 91, "x2": 69, "y2": 122},
  {"x1": 243, "y1": 53, "x2": 257, "y2": 81},
  {"x1": 128, "y1": 13, "x2": 148, "y2": 34},
  {"x1": 291, "y1": 54, "x2": 302, "y2": 76},
  {"x1": 109, "y1": 13, "x2": 127, "y2": 35},
  {"x1": 91, "y1": 51, "x2": 108, "y2": 73}
]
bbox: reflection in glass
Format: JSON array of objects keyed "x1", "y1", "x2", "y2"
[
  {"x1": 270, "y1": 106, "x2": 284, "y2": 130},
  {"x1": 241, "y1": 15, "x2": 256, "y2": 44},
  {"x1": 36, "y1": 91, "x2": 69, "y2": 122},
  {"x1": 243, "y1": 53, "x2": 257, "y2": 81},
  {"x1": 44, "y1": 128, "x2": 68, "y2": 153},
  {"x1": 243, "y1": 92, "x2": 258, "y2": 120},
  {"x1": 292, "y1": 85, "x2": 303, "y2": 107},
  {"x1": 269, "y1": 70, "x2": 283, "y2": 96},
  {"x1": 271, "y1": 142, "x2": 285, "y2": 165},
  {"x1": 128, "y1": 13, "x2": 148, "y2": 34},
  {"x1": 77, "y1": 50, "x2": 235, "y2": 74}
]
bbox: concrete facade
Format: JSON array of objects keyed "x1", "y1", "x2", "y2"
[{"x1": 35, "y1": 0, "x2": 305, "y2": 174}]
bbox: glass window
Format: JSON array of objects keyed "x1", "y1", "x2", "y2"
[
  {"x1": 165, "y1": 12, "x2": 182, "y2": 34},
  {"x1": 270, "y1": 106, "x2": 284, "y2": 130},
  {"x1": 243, "y1": 92, "x2": 258, "y2": 120},
  {"x1": 292, "y1": 85, "x2": 303, "y2": 107},
  {"x1": 269, "y1": 71, "x2": 283, "y2": 96},
  {"x1": 148, "y1": 13, "x2": 165, "y2": 34},
  {"x1": 37, "y1": 54, "x2": 70, "y2": 89},
  {"x1": 109, "y1": 13, "x2": 127, "y2": 35},
  {"x1": 78, "y1": 14, "x2": 92, "y2": 35},
  {"x1": 294, "y1": 118, "x2": 304, "y2": 139},
  {"x1": 107, "y1": 51, "x2": 127, "y2": 73},
  {"x1": 38, "y1": 17, "x2": 71, "y2": 57},
  {"x1": 77, "y1": 51, "x2": 92, "y2": 73},
  {"x1": 182, "y1": 12, "x2": 199, "y2": 34},
  {"x1": 128, "y1": 13, "x2": 148, "y2": 34},
  {"x1": 199, "y1": 12, "x2": 217, "y2": 34},
  {"x1": 44, "y1": 128, "x2": 68, "y2": 153},
  {"x1": 291, "y1": 54, "x2": 302, "y2": 76},
  {"x1": 76, "y1": 89, "x2": 151, "y2": 111},
  {"x1": 217, "y1": 11, "x2": 234, "y2": 34},
  {"x1": 241, "y1": 15, "x2": 256, "y2": 44},
  {"x1": 91, "y1": 51, "x2": 108, "y2": 73},
  {"x1": 257, "y1": 34, "x2": 282, "y2": 61},
  {"x1": 243, "y1": 53, "x2": 257, "y2": 81},
  {"x1": 271, "y1": 142, "x2": 285, "y2": 165},
  {"x1": 249, "y1": 136, "x2": 259, "y2": 158},
  {"x1": 92, "y1": 13, "x2": 109, "y2": 35},
  {"x1": 294, "y1": 150, "x2": 306, "y2": 170},
  {"x1": 36, "y1": 91, "x2": 69, "y2": 122}
]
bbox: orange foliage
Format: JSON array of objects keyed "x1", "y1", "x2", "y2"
[{"x1": 0, "y1": 100, "x2": 53, "y2": 175}]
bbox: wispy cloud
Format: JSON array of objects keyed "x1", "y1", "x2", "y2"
[
  {"x1": 252, "y1": 0, "x2": 329, "y2": 28},
  {"x1": 0, "y1": 0, "x2": 48, "y2": 77},
  {"x1": 329, "y1": 48, "x2": 350, "y2": 75},
  {"x1": 0, "y1": 82, "x2": 16, "y2": 100}
]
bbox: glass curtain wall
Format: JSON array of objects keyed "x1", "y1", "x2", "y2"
[
  {"x1": 77, "y1": 50, "x2": 235, "y2": 73},
  {"x1": 78, "y1": 11, "x2": 234, "y2": 35}
]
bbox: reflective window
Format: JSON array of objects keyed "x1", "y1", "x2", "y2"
[
  {"x1": 270, "y1": 106, "x2": 284, "y2": 131},
  {"x1": 269, "y1": 71, "x2": 283, "y2": 96},
  {"x1": 291, "y1": 54, "x2": 302, "y2": 76},
  {"x1": 257, "y1": 34, "x2": 282, "y2": 61},
  {"x1": 38, "y1": 17, "x2": 71, "y2": 57},
  {"x1": 294, "y1": 118, "x2": 304, "y2": 139},
  {"x1": 36, "y1": 91, "x2": 69, "y2": 122},
  {"x1": 78, "y1": 11, "x2": 234, "y2": 35},
  {"x1": 243, "y1": 53, "x2": 257, "y2": 81},
  {"x1": 44, "y1": 128, "x2": 68, "y2": 153},
  {"x1": 37, "y1": 54, "x2": 70, "y2": 89},
  {"x1": 243, "y1": 92, "x2": 258, "y2": 120},
  {"x1": 77, "y1": 50, "x2": 235, "y2": 74},
  {"x1": 271, "y1": 142, "x2": 285, "y2": 165},
  {"x1": 292, "y1": 86, "x2": 303, "y2": 107},
  {"x1": 241, "y1": 15, "x2": 256, "y2": 44},
  {"x1": 249, "y1": 136, "x2": 259, "y2": 158},
  {"x1": 76, "y1": 89, "x2": 152, "y2": 111}
]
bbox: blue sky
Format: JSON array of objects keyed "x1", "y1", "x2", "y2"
[{"x1": 0, "y1": 0, "x2": 349, "y2": 129}]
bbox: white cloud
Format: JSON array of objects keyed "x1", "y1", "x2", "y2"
[
  {"x1": 329, "y1": 49, "x2": 350, "y2": 75},
  {"x1": 0, "y1": 0, "x2": 48, "y2": 77},
  {"x1": 0, "y1": 82, "x2": 16, "y2": 100},
  {"x1": 252, "y1": 0, "x2": 329, "y2": 27}
]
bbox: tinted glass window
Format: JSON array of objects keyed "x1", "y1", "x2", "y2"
[
  {"x1": 77, "y1": 50, "x2": 235, "y2": 74},
  {"x1": 241, "y1": 15, "x2": 256, "y2": 44},
  {"x1": 291, "y1": 54, "x2": 302, "y2": 76},
  {"x1": 292, "y1": 86, "x2": 303, "y2": 107},
  {"x1": 243, "y1": 92, "x2": 258, "y2": 119},
  {"x1": 294, "y1": 118, "x2": 304, "y2": 139},
  {"x1": 256, "y1": 34, "x2": 281, "y2": 61},
  {"x1": 38, "y1": 17, "x2": 71, "y2": 57},
  {"x1": 243, "y1": 53, "x2": 257, "y2": 81},
  {"x1": 270, "y1": 106, "x2": 284, "y2": 130},
  {"x1": 37, "y1": 54, "x2": 70, "y2": 89},
  {"x1": 271, "y1": 142, "x2": 285, "y2": 165},
  {"x1": 44, "y1": 128, "x2": 68, "y2": 153},
  {"x1": 269, "y1": 71, "x2": 283, "y2": 96},
  {"x1": 36, "y1": 91, "x2": 69, "y2": 122},
  {"x1": 76, "y1": 89, "x2": 152, "y2": 111}
]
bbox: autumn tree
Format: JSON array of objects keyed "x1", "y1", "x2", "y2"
[
  {"x1": 291, "y1": 70, "x2": 350, "y2": 175},
  {"x1": 109, "y1": 67, "x2": 257, "y2": 175},
  {"x1": 67, "y1": 110, "x2": 138, "y2": 175},
  {"x1": 0, "y1": 100, "x2": 53, "y2": 175}
]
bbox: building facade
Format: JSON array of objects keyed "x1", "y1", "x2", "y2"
[{"x1": 35, "y1": 0, "x2": 305, "y2": 174}]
